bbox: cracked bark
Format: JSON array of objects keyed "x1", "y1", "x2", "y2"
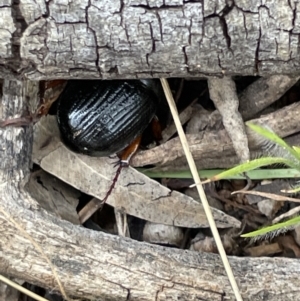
[{"x1": 1, "y1": 1, "x2": 300, "y2": 301}]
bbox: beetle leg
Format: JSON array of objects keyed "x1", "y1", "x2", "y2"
[
  {"x1": 151, "y1": 115, "x2": 162, "y2": 145},
  {"x1": 113, "y1": 116, "x2": 161, "y2": 167},
  {"x1": 117, "y1": 135, "x2": 142, "y2": 167}
]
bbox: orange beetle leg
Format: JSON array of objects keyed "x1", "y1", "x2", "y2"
[
  {"x1": 151, "y1": 116, "x2": 162, "y2": 145},
  {"x1": 117, "y1": 135, "x2": 142, "y2": 167}
]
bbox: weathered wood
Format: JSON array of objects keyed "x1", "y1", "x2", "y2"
[
  {"x1": 131, "y1": 101, "x2": 300, "y2": 169},
  {"x1": 0, "y1": 1, "x2": 300, "y2": 79},
  {"x1": 1, "y1": 79, "x2": 300, "y2": 301}
]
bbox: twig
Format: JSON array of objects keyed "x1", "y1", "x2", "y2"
[
  {"x1": 0, "y1": 275, "x2": 49, "y2": 301},
  {"x1": 208, "y1": 76, "x2": 249, "y2": 163},
  {"x1": 231, "y1": 190, "x2": 300, "y2": 203}
]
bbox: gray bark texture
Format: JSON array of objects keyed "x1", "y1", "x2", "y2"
[
  {"x1": 1, "y1": 1, "x2": 300, "y2": 301},
  {"x1": 0, "y1": 0, "x2": 300, "y2": 79}
]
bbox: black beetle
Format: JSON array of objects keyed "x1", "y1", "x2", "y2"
[{"x1": 57, "y1": 80, "x2": 160, "y2": 157}]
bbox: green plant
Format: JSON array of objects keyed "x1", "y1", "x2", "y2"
[{"x1": 208, "y1": 123, "x2": 300, "y2": 240}]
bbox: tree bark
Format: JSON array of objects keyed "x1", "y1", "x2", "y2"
[{"x1": 1, "y1": 0, "x2": 300, "y2": 79}]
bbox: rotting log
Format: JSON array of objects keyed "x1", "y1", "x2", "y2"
[
  {"x1": 1, "y1": 0, "x2": 300, "y2": 79},
  {"x1": 1, "y1": 79, "x2": 300, "y2": 301}
]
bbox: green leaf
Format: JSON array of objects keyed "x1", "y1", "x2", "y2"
[
  {"x1": 293, "y1": 146, "x2": 300, "y2": 156},
  {"x1": 138, "y1": 168, "x2": 300, "y2": 180},
  {"x1": 208, "y1": 157, "x2": 298, "y2": 181},
  {"x1": 247, "y1": 123, "x2": 300, "y2": 161},
  {"x1": 241, "y1": 216, "x2": 300, "y2": 239}
]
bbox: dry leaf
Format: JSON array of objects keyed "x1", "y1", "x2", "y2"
[
  {"x1": 244, "y1": 243, "x2": 282, "y2": 257},
  {"x1": 276, "y1": 235, "x2": 300, "y2": 258},
  {"x1": 32, "y1": 116, "x2": 241, "y2": 229},
  {"x1": 26, "y1": 169, "x2": 80, "y2": 224}
]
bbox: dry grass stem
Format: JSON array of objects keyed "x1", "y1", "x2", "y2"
[{"x1": 160, "y1": 78, "x2": 243, "y2": 301}]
